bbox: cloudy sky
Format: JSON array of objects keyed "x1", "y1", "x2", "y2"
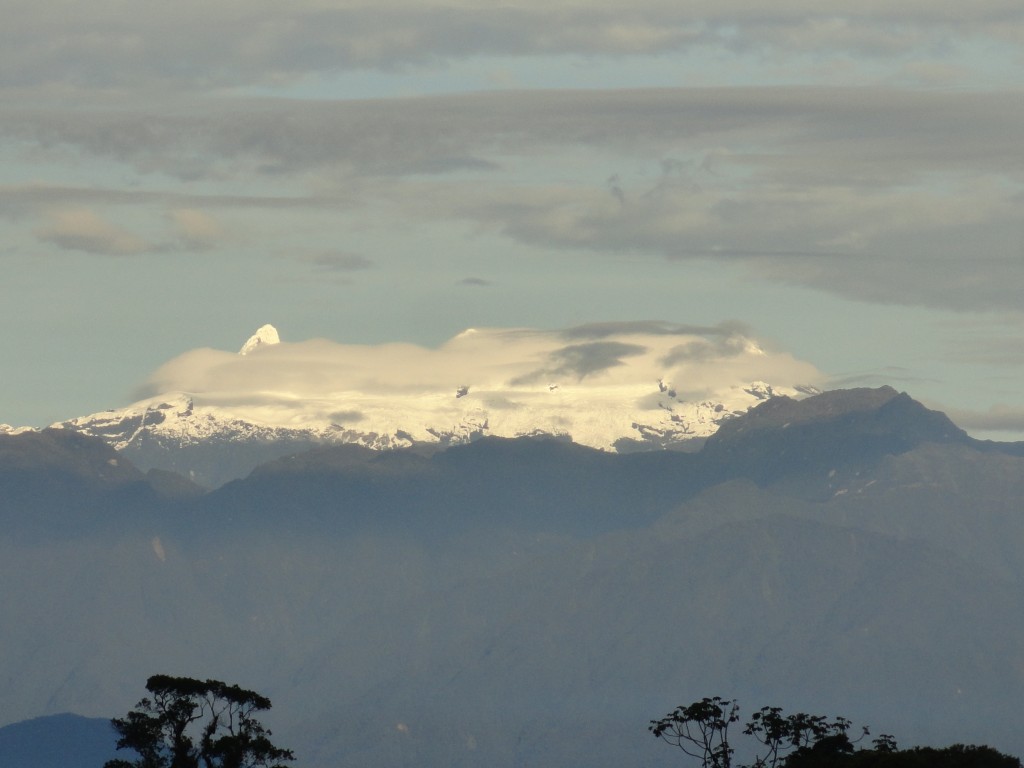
[{"x1": 2, "y1": 1, "x2": 1023, "y2": 438}]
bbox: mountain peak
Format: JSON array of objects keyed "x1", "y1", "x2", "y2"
[
  {"x1": 239, "y1": 324, "x2": 280, "y2": 355},
  {"x1": 700, "y1": 386, "x2": 972, "y2": 489},
  {"x1": 714, "y1": 386, "x2": 902, "y2": 436}
]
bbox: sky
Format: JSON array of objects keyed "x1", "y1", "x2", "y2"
[{"x1": 2, "y1": 1, "x2": 1023, "y2": 440}]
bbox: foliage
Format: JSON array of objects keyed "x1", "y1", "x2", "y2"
[
  {"x1": 649, "y1": 697, "x2": 741, "y2": 768},
  {"x1": 105, "y1": 675, "x2": 295, "y2": 768},
  {"x1": 783, "y1": 743, "x2": 1021, "y2": 768},
  {"x1": 651, "y1": 698, "x2": 1020, "y2": 768}
]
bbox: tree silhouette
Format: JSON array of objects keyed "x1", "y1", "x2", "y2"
[
  {"x1": 650, "y1": 698, "x2": 866, "y2": 768},
  {"x1": 105, "y1": 675, "x2": 295, "y2": 768},
  {"x1": 650, "y1": 698, "x2": 1020, "y2": 768},
  {"x1": 649, "y1": 697, "x2": 740, "y2": 768}
]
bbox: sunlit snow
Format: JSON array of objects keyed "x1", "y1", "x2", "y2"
[{"x1": 53, "y1": 323, "x2": 824, "y2": 451}]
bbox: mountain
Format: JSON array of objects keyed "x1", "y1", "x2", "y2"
[
  {"x1": 0, "y1": 714, "x2": 121, "y2": 768},
  {"x1": 1, "y1": 387, "x2": 1022, "y2": 767},
  {"x1": 189, "y1": 386, "x2": 981, "y2": 542},
  {"x1": 0, "y1": 427, "x2": 195, "y2": 540},
  {"x1": 38, "y1": 324, "x2": 822, "y2": 487},
  {"x1": 698, "y1": 385, "x2": 972, "y2": 491}
]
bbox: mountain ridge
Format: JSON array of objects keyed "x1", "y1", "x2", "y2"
[
  {"x1": 1, "y1": 385, "x2": 1009, "y2": 540},
  {"x1": 2, "y1": 385, "x2": 1024, "y2": 766}
]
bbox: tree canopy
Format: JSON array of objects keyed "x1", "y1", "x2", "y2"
[
  {"x1": 105, "y1": 675, "x2": 295, "y2": 768},
  {"x1": 650, "y1": 697, "x2": 1020, "y2": 768}
]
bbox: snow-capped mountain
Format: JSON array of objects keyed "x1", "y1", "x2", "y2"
[
  {"x1": 43, "y1": 323, "x2": 823, "y2": 485},
  {"x1": 238, "y1": 323, "x2": 280, "y2": 355},
  {"x1": 0, "y1": 424, "x2": 34, "y2": 436}
]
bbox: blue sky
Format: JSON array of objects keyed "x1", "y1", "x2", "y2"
[{"x1": 2, "y1": 1, "x2": 1023, "y2": 438}]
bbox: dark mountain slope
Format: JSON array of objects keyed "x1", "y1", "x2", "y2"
[
  {"x1": 699, "y1": 386, "x2": 971, "y2": 490},
  {"x1": 192, "y1": 435, "x2": 705, "y2": 540},
  {"x1": 288, "y1": 505, "x2": 1024, "y2": 767},
  {"x1": 0, "y1": 428, "x2": 143, "y2": 490},
  {"x1": 190, "y1": 387, "x2": 979, "y2": 538},
  {"x1": 2, "y1": 387, "x2": 1023, "y2": 767},
  {"x1": 0, "y1": 714, "x2": 122, "y2": 768},
  {"x1": 0, "y1": 429, "x2": 172, "y2": 539}
]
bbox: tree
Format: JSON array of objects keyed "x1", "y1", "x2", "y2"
[
  {"x1": 649, "y1": 697, "x2": 741, "y2": 768},
  {"x1": 783, "y1": 743, "x2": 1021, "y2": 768},
  {"x1": 650, "y1": 698, "x2": 865, "y2": 768},
  {"x1": 105, "y1": 675, "x2": 295, "y2": 768},
  {"x1": 650, "y1": 698, "x2": 1021, "y2": 768}
]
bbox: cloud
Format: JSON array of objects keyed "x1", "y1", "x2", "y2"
[
  {"x1": 560, "y1": 320, "x2": 751, "y2": 340},
  {"x1": 945, "y1": 404, "x2": 1024, "y2": 434},
  {"x1": 169, "y1": 208, "x2": 224, "y2": 249},
  {"x1": 7, "y1": 88, "x2": 1023, "y2": 182},
  {"x1": 35, "y1": 207, "x2": 148, "y2": 255},
  {"x1": 522, "y1": 341, "x2": 649, "y2": 382},
  {"x1": 138, "y1": 324, "x2": 824, "y2": 415},
  {"x1": 943, "y1": 332, "x2": 1024, "y2": 367},
  {"x1": 5, "y1": 85, "x2": 1022, "y2": 313},
  {"x1": 0, "y1": 182, "x2": 339, "y2": 215},
  {"x1": 1, "y1": 2, "x2": 1022, "y2": 88},
  {"x1": 328, "y1": 410, "x2": 365, "y2": 424},
  {"x1": 126, "y1": 323, "x2": 826, "y2": 450},
  {"x1": 661, "y1": 336, "x2": 757, "y2": 365},
  {"x1": 458, "y1": 277, "x2": 491, "y2": 287},
  {"x1": 441, "y1": 174, "x2": 1024, "y2": 311},
  {"x1": 307, "y1": 252, "x2": 374, "y2": 272},
  {"x1": 827, "y1": 368, "x2": 934, "y2": 389}
]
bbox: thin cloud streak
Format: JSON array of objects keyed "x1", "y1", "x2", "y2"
[
  {"x1": 5, "y1": 88, "x2": 1023, "y2": 180},
  {"x1": 1, "y1": 2, "x2": 1022, "y2": 88},
  {"x1": 946, "y1": 404, "x2": 1024, "y2": 434},
  {"x1": 35, "y1": 207, "x2": 149, "y2": 256}
]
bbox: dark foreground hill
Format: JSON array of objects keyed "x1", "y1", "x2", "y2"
[
  {"x1": 0, "y1": 714, "x2": 120, "y2": 768},
  {"x1": 1, "y1": 387, "x2": 1023, "y2": 767}
]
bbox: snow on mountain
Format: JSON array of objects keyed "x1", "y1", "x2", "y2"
[
  {"x1": 239, "y1": 323, "x2": 280, "y2": 355},
  {"x1": 45, "y1": 323, "x2": 824, "y2": 477},
  {"x1": 0, "y1": 424, "x2": 35, "y2": 435}
]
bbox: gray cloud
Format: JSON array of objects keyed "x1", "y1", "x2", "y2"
[
  {"x1": 35, "y1": 208, "x2": 149, "y2": 255},
  {"x1": 4, "y1": 86, "x2": 1022, "y2": 312},
  {"x1": 561, "y1": 320, "x2": 751, "y2": 340},
  {"x1": 1, "y1": 2, "x2": 1022, "y2": 89},
  {"x1": 0, "y1": 183, "x2": 340, "y2": 214},
  {"x1": 944, "y1": 334, "x2": 1024, "y2": 367},
  {"x1": 660, "y1": 336, "x2": 753, "y2": 365},
  {"x1": 308, "y1": 253, "x2": 374, "y2": 272},
  {"x1": 168, "y1": 208, "x2": 225, "y2": 250},
  {"x1": 513, "y1": 341, "x2": 648, "y2": 384},
  {"x1": 328, "y1": 410, "x2": 364, "y2": 424},
  {"x1": 827, "y1": 368, "x2": 934, "y2": 389},
  {"x1": 477, "y1": 394, "x2": 522, "y2": 410},
  {"x1": 5, "y1": 87, "x2": 1024, "y2": 182},
  {"x1": 458, "y1": 277, "x2": 491, "y2": 287},
  {"x1": 946, "y1": 404, "x2": 1024, "y2": 434}
]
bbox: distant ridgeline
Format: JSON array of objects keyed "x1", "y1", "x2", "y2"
[{"x1": 1, "y1": 387, "x2": 1023, "y2": 768}]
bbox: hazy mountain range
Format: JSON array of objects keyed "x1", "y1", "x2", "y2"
[{"x1": 1, "y1": 386, "x2": 1022, "y2": 767}]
